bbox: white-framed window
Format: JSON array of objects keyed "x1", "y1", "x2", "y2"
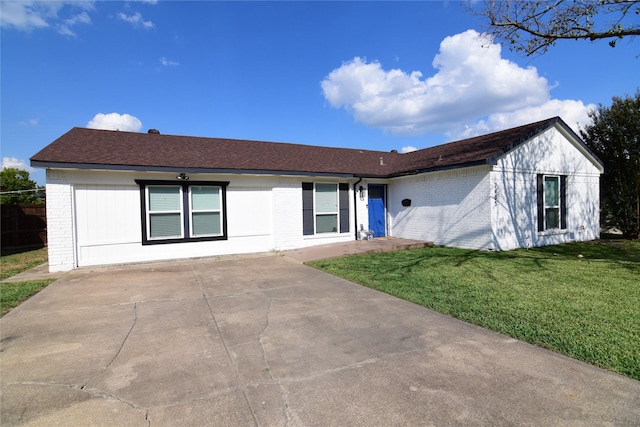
[
  {"x1": 544, "y1": 176, "x2": 560, "y2": 229},
  {"x1": 537, "y1": 174, "x2": 566, "y2": 232},
  {"x1": 147, "y1": 185, "x2": 183, "y2": 239},
  {"x1": 315, "y1": 183, "x2": 339, "y2": 233},
  {"x1": 302, "y1": 182, "x2": 349, "y2": 235},
  {"x1": 189, "y1": 186, "x2": 222, "y2": 237},
  {"x1": 136, "y1": 180, "x2": 228, "y2": 244}
]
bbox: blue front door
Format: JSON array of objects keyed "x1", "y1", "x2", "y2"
[{"x1": 367, "y1": 184, "x2": 386, "y2": 238}]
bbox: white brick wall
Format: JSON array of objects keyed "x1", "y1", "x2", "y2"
[
  {"x1": 388, "y1": 126, "x2": 602, "y2": 251},
  {"x1": 389, "y1": 167, "x2": 494, "y2": 249},
  {"x1": 45, "y1": 172, "x2": 76, "y2": 272},
  {"x1": 273, "y1": 177, "x2": 356, "y2": 250},
  {"x1": 492, "y1": 126, "x2": 602, "y2": 250}
]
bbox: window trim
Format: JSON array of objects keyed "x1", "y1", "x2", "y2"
[
  {"x1": 147, "y1": 185, "x2": 184, "y2": 240},
  {"x1": 188, "y1": 186, "x2": 223, "y2": 238},
  {"x1": 315, "y1": 183, "x2": 339, "y2": 234},
  {"x1": 136, "y1": 180, "x2": 229, "y2": 245},
  {"x1": 544, "y1": 176, "x2": 560, "y2": 229},
  {"x1": 537, "y1": 174, "x2": 567, "y2": 232},
  {"x1": 302, "y1": 182, "x2": 349, "y2": 236}
]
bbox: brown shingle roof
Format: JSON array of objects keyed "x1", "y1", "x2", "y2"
[
  {"x1": 31, "y1": 127, "x2": 403, "y2": 177},
  {"x1": 31, "y1": 117, "x2": 593, "y2": 177}
]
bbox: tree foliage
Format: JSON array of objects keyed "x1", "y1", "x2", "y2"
[
  {"x1": 580, "y1": 91, "x2": 640, "y2": 239},
  {"x1": 466, "y1": 0, "x2": 640, "y2": 56},
  {"x1": 0, "y1": 168, "x2": 43, "y2": 205}
]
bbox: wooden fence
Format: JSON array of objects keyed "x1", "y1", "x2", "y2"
[{"x1": 1, "y1": 204, "x2": 47, "y2": 251}]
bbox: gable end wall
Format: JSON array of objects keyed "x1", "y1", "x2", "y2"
[{"x1": 491, "y1": 126, "x2": 601, "y2": 250}]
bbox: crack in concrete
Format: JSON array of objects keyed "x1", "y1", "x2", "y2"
[
  {"x1": 103, "y1": 302, "x2": 138, "y2": 374},
  {"x1": 190, "y1": 264, "x2": 260, "y2": 426},
  {"x1": 66, "y1": 302, "x2": 142, "y2": 414},
  {"x1": 279, "y1": 382, "x2": 300, "y2": 427},
  {"x1": 258, "y1": 297, "x2": 274, "y2": 381},
  {"x1": 243, "y1": 262, "x2": 304, "y2": 427},
  {"x1": 75, "y1": 384, "x2": 152, "y2": 426},
  {"x1": 242, "y1": 344, "x2": 438, "y2": 389},
  {"x1": 12, "y1": 380, "x2": 150, "y2": 425}
]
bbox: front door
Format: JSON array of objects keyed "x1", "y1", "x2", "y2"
[{"x1": 367, "y1": 184, "x2": 386, "y2": 238}]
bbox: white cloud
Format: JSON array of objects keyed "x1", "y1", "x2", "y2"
[
  {"x1": 0, "y1": 1, "x2": 94, "y2": 35},
  {"x1": 118, "y1": 12, "x2": 153, "y2": 29},
  {"x1": 160, "y1": 57, "x2": 179, "y2": 67},
  {"x1": 87, "y1": 113, "x2": 143, "y2": 132},
  {"x1": 0, "y1": 1, "x2": 49, "y2": 31},
  {"x1": 452, "y1": 99, "x2": 595, "y2": 140},
  {"x1": 401, "y1": 146, "x2": 417, "y2": 153},
  {"x1": 18, "y1": 118, "x2": 39, "y2": 126},
  {"x1": 321, "y1": 29, "x2": 593, "y2": 138},
  {"x1": 2, "y1": 157, "x2": 33, "y2": 172},
  {"x1": 57, "y1": 11, "x2": 91, "y2": 37}
]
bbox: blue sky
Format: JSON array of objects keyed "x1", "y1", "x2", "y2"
[{"x1": 2, "y1": 1, "x2": 638, "y2": 185}]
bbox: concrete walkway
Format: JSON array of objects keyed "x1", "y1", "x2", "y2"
[
  {"x1": 282, "y1": 236, "x2": 433, "y2": 263},
  {"x1": 1, "y1": 243, "x2": 639, "y2": 425}
]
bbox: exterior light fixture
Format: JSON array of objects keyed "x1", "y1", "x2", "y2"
[
  {"x1": 176, "y1": 173, "x2": 189, "y2": 181},
  {"x1": 359, "y1": 185, "x2": 365, "y2": 201}
]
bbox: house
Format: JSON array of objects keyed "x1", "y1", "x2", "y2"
[{"x1": 31, "y1": 117, "x2": 603, "y2": 272}]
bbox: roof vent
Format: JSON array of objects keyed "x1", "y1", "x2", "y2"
[
  {"x1": 148, "y1": 129, "x2": 160, "y2": 134},
  {"x1": 390, "y1": 149, "x2": 398, "y2": 153},
  {"x1": 379, "y1": 157, "x2": 385, "y2": 165}
]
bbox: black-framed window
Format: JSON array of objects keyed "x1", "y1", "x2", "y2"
[
  {"x1": 302, "y1": 182, "x2": 349, "y2": 235},
  {"x1": 136, "y1": 180, "x2": 229, "y2": 245},
  {"x1": 537, "y1": 174, "x2": 567, "y2": 231}
]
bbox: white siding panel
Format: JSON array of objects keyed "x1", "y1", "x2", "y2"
[
  {"x1": 226, "y1": 187, "x2": 272, "y2": 238},
  {"x1": 74, "y1": 184, "x2": 141, "y2": 266},
  {"x1": 272, "y1": 178, "x2": 304, "y2": 250}
]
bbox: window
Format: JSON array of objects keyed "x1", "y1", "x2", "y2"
[
  {"x1": 148, "y1": 186, "x2": 183, "y2": 239},
  {"x1": 315, "y1": 183, "x2": 338, "y2": 233},
  {"x1": 302, "y1": 182, "x2": 349, "y2": 235},
  {"x1": 190, "y1": 186, "x2": 222, "y2": 237},
  {"x1": 136, "y1": 180, "x2": 228, "y2": 244},
  {"x1": 537, "y1": 175, "x2": 567, "y2": 232}
]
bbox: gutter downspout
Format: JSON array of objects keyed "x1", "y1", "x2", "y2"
[{"x1": 353, "y1": 176, "x2": 363, "y2": 240}]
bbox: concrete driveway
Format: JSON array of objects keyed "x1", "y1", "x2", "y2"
[{"x1": 1, "y1": 252, "x2": 639, "y2": 426}]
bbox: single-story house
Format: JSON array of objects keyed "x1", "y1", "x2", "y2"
[{"x1": 31, "y1": 116, "x2": 603, "y2": 272}]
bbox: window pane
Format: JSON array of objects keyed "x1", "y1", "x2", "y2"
[
  {"x1": 192, "y1": 186, "x2": 220, "y2": 210},
  {"x1": 150, "y1": 213, "x2": 181, "y2": 238},
  {"x1": 369, "y1": 185, "x2": 383, "y2": 199},
  {"x1": 544, "y1": 177, "x2": 559, "y2": 206},
  {"x1": 149, "y1": 186, "x2": 180, "y2": 211},
  {"x1": 316, "y1": 214, "x2": 337, "y2": 233},
  {"x1": 545, "y1": 208, "x2": 559, "y2": 229},
  {"x1": 316, "y1": 184, "x2": 337, "y2": 213},
  {"x1": 192, "y1": 212, "x2": 221, "y2": 236}
]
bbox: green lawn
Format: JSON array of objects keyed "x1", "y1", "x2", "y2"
[
  {"x1": 1, "y1": 247, "x2": 55, "y2": 316},
  {"x1": 309, "y1": 240, "x2": 640, "y2": 381}
]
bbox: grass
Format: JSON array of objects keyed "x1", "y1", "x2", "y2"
[
  {"x1": 1, "y1": 247, "x2": 55, "y2": 316},
  {"x1": 309, "y1": 240, "x2": 640, "y2": 381}
]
